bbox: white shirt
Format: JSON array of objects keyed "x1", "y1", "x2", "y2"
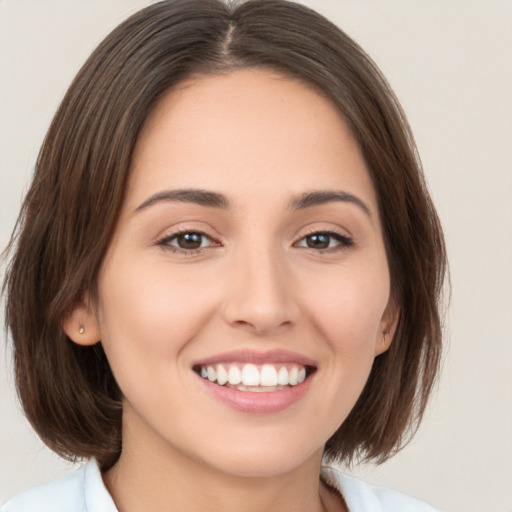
[{"x1": 1, "y1": 460, "x2": 438, "y2": 512}]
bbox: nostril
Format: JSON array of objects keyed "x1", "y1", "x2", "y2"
[{"x1": 228, "y1": 319, "x2": 289, "y2": 336}]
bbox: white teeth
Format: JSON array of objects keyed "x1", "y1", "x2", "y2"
[
  {"x1": 207, "y1": 366, "x2": 216, "y2": 382},
  {"x1": 198, "y1": 363, "x2": 309, "y2": 389},
  {"x1": 277, "y1": 367, "x2": 289, "y2": 386},
  {"x1": 228, "y1": 365, "x2": 242, "y2": 385},
  {"x1": 216, "y1": 364, "x2": 228, "y2": 385},
  {"x1": 241, "y1": 363, "x2": 260, "y2": 386},
  {"x1": 260, "y1": 364, "x2": 278, "y2": 386},
  {"x1": 289, "y1": 366, "x2": 298, "y2": 385}
]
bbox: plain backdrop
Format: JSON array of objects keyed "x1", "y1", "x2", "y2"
[{"x1": 1, "y1": 1, "x2": 511, "y2": 511}]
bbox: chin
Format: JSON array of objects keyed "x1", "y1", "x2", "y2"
[{"x1": 201, "y1": 442, "x2": 324, "y2": 479}]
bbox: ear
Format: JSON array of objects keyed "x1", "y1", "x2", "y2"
[
  {"x1": 375, "y1": 297, "x2": 400, "y2": 356},
  {"x1": 61, "y1": 296, "x2": 101, "y2": 346}
]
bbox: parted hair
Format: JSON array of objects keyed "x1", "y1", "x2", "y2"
[{"x1": 3, "y1": 0, "x2": 446, "y2": 470}]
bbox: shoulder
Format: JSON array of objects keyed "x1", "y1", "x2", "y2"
[
  {"x1": 321, "y1": 464, "x2": 439, "y2": 512},
  {"x1": 1, "y1": 464, "x2": 86, "y2": 512},
  {"x1": 1, "y1": 460, "x2": 117, "y2": 512}
]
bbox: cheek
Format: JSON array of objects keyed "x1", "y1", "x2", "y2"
[
  {"x1": 307, "y1": 266, "x2": 391, "y2": 409},
  {"x1": 290, "y1": 265, "x2": 390, "y2": 435},
  {"x1": 308, "y1": 268, "x2": 389, "y2": 341},
  {"x1": 94, "y1": 258, "x2": 218, "y2": 373}
]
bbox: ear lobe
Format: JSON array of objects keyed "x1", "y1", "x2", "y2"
[
  {"x1": 375, "y1": 299, "x2": 400, "y2": 356},
  {"x1": 61, "y1": 299, "x2": 101, "y2": 346}
]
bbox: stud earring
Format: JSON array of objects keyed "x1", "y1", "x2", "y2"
[{"x1": 79, "y1": 325, "x2": 85, "y2": 334}]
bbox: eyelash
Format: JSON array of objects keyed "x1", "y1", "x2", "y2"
[
  {"x1": 294, "y1": 230, "x2": 354, "y2": 253},
  {"x1": 157, "y1": 229, "x2": 221, "y2": 254},
  {"x1": 156, "y1": 229, "x2": 354, "y2": 255}
]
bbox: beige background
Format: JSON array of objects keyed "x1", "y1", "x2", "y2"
[{"x1": 1, "y1": 1, "x2": 511, "y2": 511}]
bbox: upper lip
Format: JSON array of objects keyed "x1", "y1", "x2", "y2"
[{"x1": 192, "y1": 349, "x2": 317, "y2": 368}]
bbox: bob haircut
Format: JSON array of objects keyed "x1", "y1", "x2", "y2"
[{"x1": 3, "y1": 0, "x2": 446, "y2": 470}]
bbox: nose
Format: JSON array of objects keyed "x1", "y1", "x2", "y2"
[{"x1": 221, "y1": 244, "x2": 300, "y2": 335}]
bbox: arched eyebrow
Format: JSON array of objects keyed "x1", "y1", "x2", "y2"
[
  {"x1": 134, "y1": 188, "x2": 371, "y2": 219},
  {"x1": 135, "y1": 189, "x2": 229, "y2": 212},
  {"x1": 289, "y1": 190, "x2": 372, "y2": 219}
]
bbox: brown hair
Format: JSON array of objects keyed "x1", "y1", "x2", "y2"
[{"x1": 3, "y1": 0, "x2": 446, "y2": 470}]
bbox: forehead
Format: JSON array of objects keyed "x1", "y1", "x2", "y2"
[{"x1": 125, "y1": 68, "x2": 378, "y2": 213}]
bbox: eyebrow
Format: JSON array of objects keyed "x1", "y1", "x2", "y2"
[
  {"x1": 289, "y1": 190, "x2": 372, "y2": 218},
  {"x1": 135, "y1": 189, "x2": 229, "y2": 212},
  {"x1": 134, "y1": 187, "x2": 371, "y2": 218}
]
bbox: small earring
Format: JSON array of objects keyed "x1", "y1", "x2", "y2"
[{"x1": 79, "y1": 325, "x2": 85, "y2": 334}]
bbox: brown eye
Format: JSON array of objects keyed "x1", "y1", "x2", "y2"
[
  {"x1": 305, "y1": 234, "x2": 331, "y2": 249},
  {"x1": 175, "y1": 232, "x2": 203, "y2": 249},
  {"x1": 296, "y1": 231, "x2": 353, "y2": 251},
  {"x1": 159, "y1": 231, "x2": 217, "y2": 252}
]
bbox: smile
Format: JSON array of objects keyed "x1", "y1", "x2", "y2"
[
  {"x1": 192, "y1": 350, "x2": 317, "y2": 412},
  {"x1": 194, "y1": 363, "x2": 310, "y2": 391}
]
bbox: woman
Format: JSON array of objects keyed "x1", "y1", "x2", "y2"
[{"x1": 2, "y1": 0, "x2": 446, "y2": 510}]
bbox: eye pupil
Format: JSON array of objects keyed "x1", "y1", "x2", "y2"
[
  {"x1": 307, "y1": 234, "x2": 330, "y2": 249},
  {"x1": 177, "y1": 233, "x2": 202, "y2": 249}
]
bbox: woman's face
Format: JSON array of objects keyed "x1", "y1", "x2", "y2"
[{"x1": 77, "y1": 69, "x2": 396, "y2": 477}]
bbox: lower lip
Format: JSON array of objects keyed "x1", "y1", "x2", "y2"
[{"x1": 197, "y1": 374, "x2": 314, "y2": 414}]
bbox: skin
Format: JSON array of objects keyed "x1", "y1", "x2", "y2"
[{"x1": 64, "y1": 69, "x2": 397, "y2": 512}]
